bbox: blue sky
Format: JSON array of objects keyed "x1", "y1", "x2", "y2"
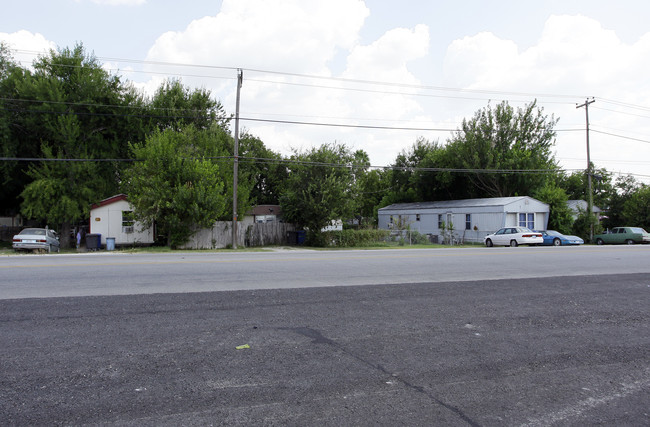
[{"x1": 3, "y1": 0, "x2": 650, "y2": 183}]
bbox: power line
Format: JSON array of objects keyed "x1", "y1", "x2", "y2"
[
  {"x1": 0, "y1": 100, "x2": 591, "y2": 134},
  {"x1": 592, "y1": 106, "x2": 650, "y2": 120},
  {"x1": 11, "y1": 47, "x2": 650, "y2": 120},
  {"x1": 0, "y1": 155, "x2": 587, "y2": 175},
  {"x1": 591, "y1": 129, "x2": 650, "y2": 144},
  {"x1": 9, "y1": 48, "x2": 589, "y2": 102}
]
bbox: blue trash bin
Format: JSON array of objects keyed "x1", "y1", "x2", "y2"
[
  {"x1": 106, "y1": 237, "x2": 115, "y2": 251},
  {"x1": 297, "y1": 230, "x2": 306, "y2": 245}
]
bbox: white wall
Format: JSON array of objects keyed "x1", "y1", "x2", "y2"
[{"x1": 90, "y1": 200, "x2": 154, "y2": 245}]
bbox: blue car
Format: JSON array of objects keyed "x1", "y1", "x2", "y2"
[{"x1": 536, "y1": 230, "x2": 584, "y2": 246}]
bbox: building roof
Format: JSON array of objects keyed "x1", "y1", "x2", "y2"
[
  {"x1": 379, "y1": 196, "x2": 541, "y2": 211},
  {"x1": 567, "y1": 200, "x2": 601, "y2": 213},
  {"x1": 247, "y1": 205, "x2": 282, "y2": 216},
  {"x1": 90, "y1": 194, "x2": 128, "y2": 209}
]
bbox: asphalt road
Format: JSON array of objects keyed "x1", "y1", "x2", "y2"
[
  {"x1": 1, "y1": 247, "x2": 649, "y2": 425},
  {"x1": 1, "y1": 245, "x2": 650, "y2": 299}
]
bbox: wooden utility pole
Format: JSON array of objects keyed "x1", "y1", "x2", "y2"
[
  {"x1": 576, "y1": 97, "x2": 595, "y2": 241},
  {"x1": 232, "y1": 69, "x2": 243, "y2": 249}
]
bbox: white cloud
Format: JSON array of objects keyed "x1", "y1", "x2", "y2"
[
  {"x1": 0, "y1": 30, "x2": 56, "y2": 68},
  {"x1": 140, "y1": 1, "x2": 437, "y2": 163},
  {"x1": 440, "y1": 15, "x2": 650, "y2": 182},
  {"x1": 146, "y1": 0, "x2": 369, "y2": 73}
]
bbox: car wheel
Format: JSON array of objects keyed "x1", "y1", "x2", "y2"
[
  {"x1": 510, "y1": 239, "x2": 518, "y2": 247},
  {"x1": 596, "y1": 238, "x2": 604, "y2": 245},
  {"x1": 553, "y1": 238, "x2": 561, "y2": 246},
  {"x1": 485, "y1": 239, "x2": 493, "y2": 247},
  {"x1": 625, "y1": 239, "x2": 634, "y2": 245}
]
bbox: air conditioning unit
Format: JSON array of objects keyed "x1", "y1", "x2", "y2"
[{"x1": 122, "y1": 226, "x2": 134, "y2": 234}]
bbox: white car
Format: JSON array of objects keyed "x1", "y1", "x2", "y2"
[
  {"x1": 12, "y1": 228, "x2": 61, "y2": 253},
  {"x1": 484, "y1": 227, "x2": 543, "y2": 247}
]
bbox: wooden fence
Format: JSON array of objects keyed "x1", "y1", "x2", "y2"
[{"x1": 179, "y1": 221, "x2": 296, "y2": 249}]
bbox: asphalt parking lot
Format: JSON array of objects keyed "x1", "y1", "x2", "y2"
[{"x1": 1, "y1": 272, "x2": 648, "y2": 425}]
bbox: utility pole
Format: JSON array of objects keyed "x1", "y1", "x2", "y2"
[
  {"x1": 576, "y1": 97, "x2": 595, "y2": 241},
  {"x1": 232, "y1": 69, "x2": 243, "y2": 249}
]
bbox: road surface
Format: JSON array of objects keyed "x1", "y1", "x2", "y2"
[{"x1": 1, "y1": 246, "x2": 649, "y2": 425}]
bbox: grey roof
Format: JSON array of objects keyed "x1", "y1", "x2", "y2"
[{"x1": 379, "y1": 196, "x2": 538, "y2": 211}]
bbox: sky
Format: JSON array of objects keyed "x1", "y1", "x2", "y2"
[{"x1": 2, "y1": 0, "x2": 650, "y2": 184}]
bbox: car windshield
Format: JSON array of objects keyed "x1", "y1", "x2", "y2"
[
  {"x1": 517, "y1": 227, "x2": 533, "y2": 233},
  {"x1": 20, "y1": 228, "x2": 46, "y2": 236},
  {"x1": 546, "y1": 230, "x2": 561, "y2": 237}
]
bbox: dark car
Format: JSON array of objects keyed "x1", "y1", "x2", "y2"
[{"x1": 593, "y1": 227, "x2": 650, "y2": 245}]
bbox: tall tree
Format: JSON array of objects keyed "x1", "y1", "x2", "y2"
[
  {"x1": 600, "y1": 174, "x2": 637, "y2": 229},
  {"x1": 622, "y1": 184, "x2": 650, "y2": 230},
  {"x1": 533, "y1": 183, "x2": 573, "y2": 234},
  {"x1": 445, "y1": 101, "x2": 559, "y2": 198},
  {"x1": 0, "y1": 42, "x2": 27, "y2": 213},
  {"x1": 558, "y1": 166, "x2": 613, "y2": 211},
  {"x1": 122, "y1": 125, "x2": 233, "y2": 248},
  {"x1": 17, "y1": 44, "x2": 144, "y2": 245},
  {"x1": 149, "y1": 79, "x2": 229, "y2": 132},
  {"x1": 279, "y1": 143, "x2": 361, "y2": 245},
  {"x1": 238, "y1": 132, "x2": 287, "y2": 206}
]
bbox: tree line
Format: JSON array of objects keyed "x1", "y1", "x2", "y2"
[{"x1": 1, "y1": 43, "x2": 648, "y2": 247}]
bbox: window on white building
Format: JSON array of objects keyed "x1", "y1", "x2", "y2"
[
  {"x1": 465, "y1": 214, "x2": 471, "y2": 230},
  {"x1": 122, "y1": 211, "x2": 135, "y2": 233},
  {"x1": 519, "y1": 213, "x2": 535, "y2": 229}
]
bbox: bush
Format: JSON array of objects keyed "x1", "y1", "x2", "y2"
[{"x1": 321, "y1": 229, "x2": 391, "y2": 247}]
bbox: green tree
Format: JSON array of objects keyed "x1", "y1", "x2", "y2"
[
  {"x1": 533, "y1": 183, "x2": 573, "y2": 234},
  {"x1": 238, "y1": 132, "x2": 287, "y2": 206},
  {"x1": 279, "y1": 143, "x2": 360, "y2": 245},
  {"x1": 0, "y1": 43, "x2": 33, "y2": 212},
  {"x1": 356, "y1": 167, "x2": 390, "y2": 226},
  {"x1": 20, "y1": 146, "x2": 102, "y2": 234},
  {"x1": 122, "y1": 125, "x2": 232, "y2": 248},
  {"x1": 445, "y1": 100, "x2": 559, "y2": 198},
  {"x1": 383, "y1": 138, "x2": 441, "y2": 204},
  {"x1": 622, "y1": 185, "x2": 650, "y2": 230},
  {"x1": 149, "y1": 79, "x2": 229, "y2": 132},
  {"x1": 571, "y1": 208, "x2": 602, "y2": 242},
  {"x1": 602, "y1": 174, "x2": 639, "y2": 229},
  {"x1": 14, "y1": 44, "x2": 147, "y2": 244},
  {"x1": 558, "y1": 167, "x2": 613, "y2": 212}
]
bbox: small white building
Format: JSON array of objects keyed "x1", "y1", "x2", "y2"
[
  {"x1": 378, "y1": 196, "x2": 549, "y2": 243},
  {"x1": 567, "y1": 200, "x2": 602, "y2": 221},
  {"x1": 89, "y1": 194, "x2": 154, "y2": 247}
]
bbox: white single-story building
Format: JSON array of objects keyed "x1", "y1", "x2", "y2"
[
  {"x1": 567, "y1": 200, "x2": 602, "y2": 221},
  {"x1": 378, "y1": 196, "x2": 550, "y2": 243},
  {"x1": 89, "y1": 194, "x2": 155, "y2": 247}
]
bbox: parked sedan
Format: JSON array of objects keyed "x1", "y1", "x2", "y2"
[
  {"x1": 484, "y1": 227, "x2": 543, "y2": 247},
  {"x1": 537, "y1": 230, "x2": 584, "y2": 246},
  {"x1": 12, "y1": 228, "x2": 60, "y2": 253},
  {"x1": 593, "y1": 227, "x2": 650, "y2": 245}
]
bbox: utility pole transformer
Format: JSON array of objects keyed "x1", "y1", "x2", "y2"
[
  {"x1": 576, "y1": 97, "x2": 595, "y2": 241},
  {"x1": 232, "y1": 69, "x2": 243, "y2": 249}
]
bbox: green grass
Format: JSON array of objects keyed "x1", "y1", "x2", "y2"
[{"x1": 0, "y1": 240, "x2": 485, "y2": 255}]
